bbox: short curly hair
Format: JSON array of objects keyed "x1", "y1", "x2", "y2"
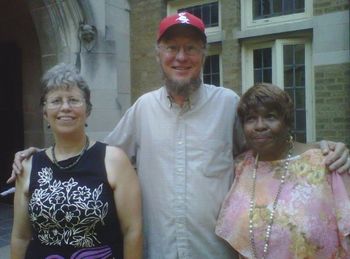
[
  {"x1": 237, "y1": 83, "x2": 294, "y2": 128},
  {"x1": 40, "y1": 63, "x2": 92, "y2": 115}
]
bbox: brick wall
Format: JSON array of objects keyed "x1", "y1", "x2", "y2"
[
  {"x1": 220, "y1": 0, "x2": 242, "y2": 94},
  {"x1": 315, "y1": 63, "x2": 350, "y2": 146},
  {"x1": 314, "y1": 0, "x2": 349, "y2": 15},
  {"x1": 129, "y1": 0, "x2": 166, "y2": 102}
]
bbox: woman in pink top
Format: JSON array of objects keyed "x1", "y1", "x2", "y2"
[{"x1": 216, "y1": 83, "x2": 350, "y2": 258}]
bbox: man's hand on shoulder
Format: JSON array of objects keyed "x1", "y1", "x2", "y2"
[
  {"x1": 319, "y1": 140, "x2": 350, "y2": 174},
  {"x1": 7, "y1": 147, "x2": 41, "y2": 184}
]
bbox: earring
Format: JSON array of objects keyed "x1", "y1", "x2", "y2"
[
  {"x1": 287, "y1": 134, "x2": 294, "y2": 149},
  {"x1": 85, "y1": 123, "x2": 88, "y2": 127},
  {"x1": 47, "y1": 124, "x2": 51, "y2": 129}
]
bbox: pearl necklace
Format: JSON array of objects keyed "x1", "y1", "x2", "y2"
[
  {"x1": 51, "y1": 136, "x2": 90, "y2": 170},
  {"x1": 249, "y1": 149, "x2": 292, "y2": 259}
]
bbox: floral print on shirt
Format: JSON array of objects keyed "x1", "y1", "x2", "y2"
[
  {"x1": 216, "y1": 149, "x2": 350, "y2": 259},
  {"x1": 28, "y1": 167, "x2": 109, "y2": 248}
]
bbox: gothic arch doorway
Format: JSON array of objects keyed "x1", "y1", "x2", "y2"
[{"x1": 0, "y1": 0, "x2": 42, "y2": 202}]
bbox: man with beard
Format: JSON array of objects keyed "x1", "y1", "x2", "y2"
[
  {"x1": 95, "y1": 12, "x2": 350, "y2": 259},
  {"x1": 104, "y1": 12, "x2": 243, "y2": 258}
]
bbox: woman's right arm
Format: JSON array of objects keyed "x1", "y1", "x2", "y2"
[{"x1": 11, "y1": 158, "x2": 32, "y2": 259}]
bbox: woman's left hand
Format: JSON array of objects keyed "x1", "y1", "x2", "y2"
[{"x1": 320, "y1": 140, "x2": 350, "y2": 173}]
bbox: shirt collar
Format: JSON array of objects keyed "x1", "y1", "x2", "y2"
[{"x1": 162, "y1": 84, "x2": 203, "y2": 110}]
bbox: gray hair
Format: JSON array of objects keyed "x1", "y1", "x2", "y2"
[{"x1": 40, "y1": 63, "x2": 92, "y2": 114}]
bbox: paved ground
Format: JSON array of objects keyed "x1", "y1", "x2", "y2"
[{"x1": 0, "y1": 202, "x2": 13, "y2": 259}]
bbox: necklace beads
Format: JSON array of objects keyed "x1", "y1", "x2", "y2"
[{"x1": 249, "y1": 149, "x2": 292, "y2": 259}]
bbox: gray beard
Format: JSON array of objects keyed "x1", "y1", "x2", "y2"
[{"x1": 164, "y1": 75, "x2": 202, "y2": 98}]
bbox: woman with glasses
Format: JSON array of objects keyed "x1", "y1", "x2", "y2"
[{"x1": 11, "y1": 63, "x2": 142, "y2": 259}]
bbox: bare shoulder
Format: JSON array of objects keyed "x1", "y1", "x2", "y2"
[
  {"x1": 105, "y1": 145, "x2": 135, "y2": 188},
  {"x1": 105, "y1": 145, "x2": 129, "y2": 164}
]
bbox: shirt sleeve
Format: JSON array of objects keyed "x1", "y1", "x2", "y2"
[
  {"x1": 103, "y1": 104, "x2": 138, "y2": 164},
  {"x1": 332, "y1": 172, "x2": 350, "y2": 253}
]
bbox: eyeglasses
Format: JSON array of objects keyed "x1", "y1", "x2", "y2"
[
  {"x1": 158, "y1": 44, "x2": 204, "y2": 56},
  {"x1": 45, "y1": 97, "x2": 85, "y2": 109}
]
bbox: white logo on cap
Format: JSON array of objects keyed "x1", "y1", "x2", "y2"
[{"x1": 176, "y1": 12, "x2": 190, "y2": 24}]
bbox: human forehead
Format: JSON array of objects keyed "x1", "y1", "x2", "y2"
[
  {"x1": 246, "y1": 105, "x2": 280, "y2": 116},
  {"x1": 46, "y1": 86, "x2": 84, "y2": 99}
]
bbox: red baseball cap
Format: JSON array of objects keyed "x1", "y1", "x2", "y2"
[{"x1": 157, "y1": 12, "x2": 206, "y2": 42}]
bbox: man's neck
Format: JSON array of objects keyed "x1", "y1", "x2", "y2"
[{"x1": 171, "y1": 94, "x2": 187, "y2": 107}]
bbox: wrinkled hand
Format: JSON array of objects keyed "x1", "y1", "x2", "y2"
[
  {"x1": 320, "y1": 140, "x2": 350, "y2": 173},
  {"x1": 7, "y1": 147, "x2": 40, "y2": 184}
]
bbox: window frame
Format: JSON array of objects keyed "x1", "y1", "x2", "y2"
[
  {"x1": 240, "y1": 0, "x2": 313, "y2": 30},
  {"x1": 242, "y1": 38, "x2": 315, "y2": 142}
]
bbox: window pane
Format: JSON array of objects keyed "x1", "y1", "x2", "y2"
[
  {"x1": 204, "y1": 75, "x2": 211, "y2": 83},
  {"x1": 254, "y1": 49, "x2": 262, "y2": 68},
  {"x1": 262, "y1": 0, "x2": 270, "y2": 16},
  {"x1": 284, "y1": 0, "x2": 293, "y2": 14},
  {"x1": 204, "y1": 55, "x2": 220, "y2": 86},
  {"x1": 284, "y1": 66, "x2": 294, "y2": 86},
  {"x1": 179, "y1": 2, "x2": 219, "y2": 28},
  {"x1": 273, "y1": 0, "x2": 282, "y2": 16},
  {"x1": 295, "y1": 88, "x2": 305, "y2": 109},
  {"x1": 254, "y1": 69, "x2": 262, "y2": 83},
  {"x1": 212, "y1": 74, "x2": 220, "y2": 86},
  {"x1": 263, "y1": 69, "x2": 272, "y2": 83},
  {"x1": 253, "y1": 0, "x2": 262, "y2": 18},
  {"x1": 283, "y1": 45, "x2": 294, "y2": 65},
  {"x1": 295, "y1": 66, "x2": 305, "y2": 86},
  {"x1": 283, "y1": 44, "x2": 306, "y2": 141},
  {"x1": 254, "y1": 48, "x2": 272, "y2": 83},
  {"x1": 295, "y1": 44, "x2": 305, "y2": 64},
  {"x1": 193, "y1": 8, "x2": 201, "y2": 19},
  {"x1": 211, "y1": 3, "x2": 219, "y2": 25},
  {"x1": 295, "y1": 0, "x2": 305, "y2": 11},
  {"x1": 202, "y1": 6, "x2": 210, "y2": 25},
  {"x1": 204, "y1": 59, "x2": 211, "y2": 72},
  {"x1": 263, "y1": 48, "x2": 272, "y2": 66},
  {"x1": 295, "y1": 110, "x2": 306, "y2": 130},
  {"x1": 253, "y1": 0, "x2": 304, "y2": 20},
  {"x1": 212, "y1": 56, "x2": 219, "y2": 73}
]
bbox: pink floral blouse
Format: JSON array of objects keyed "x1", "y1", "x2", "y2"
[{"x1": 216, "y1": 149, "x2": 350, "y2": 259}]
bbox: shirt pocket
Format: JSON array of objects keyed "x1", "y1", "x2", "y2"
[{"x1": 193, "y1": 139, "x2": 233, "y2": 178}]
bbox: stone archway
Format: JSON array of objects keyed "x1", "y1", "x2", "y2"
[{"x1": 26, "y1": 0, "x2": 92, "y2": 144}]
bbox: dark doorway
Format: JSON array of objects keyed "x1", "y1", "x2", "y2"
[{"x1": 0, "y1": 43, "x2": 23, "y2": 203}]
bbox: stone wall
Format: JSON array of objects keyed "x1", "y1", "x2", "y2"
[
  {"x1": 315, "y1": 63, "x2": 350, "y2": 146},
  {"x1": 314, "y1": 0, "x2": 349, "y2": 15}
]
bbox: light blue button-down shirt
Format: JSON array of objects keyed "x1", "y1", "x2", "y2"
[{"x1": 105, "y1": 84, "x2": 244, "y2": 259}]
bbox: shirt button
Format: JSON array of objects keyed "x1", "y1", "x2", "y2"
[{"x1": 178, "y1": 141, "x2": 183, "y2": 145}]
